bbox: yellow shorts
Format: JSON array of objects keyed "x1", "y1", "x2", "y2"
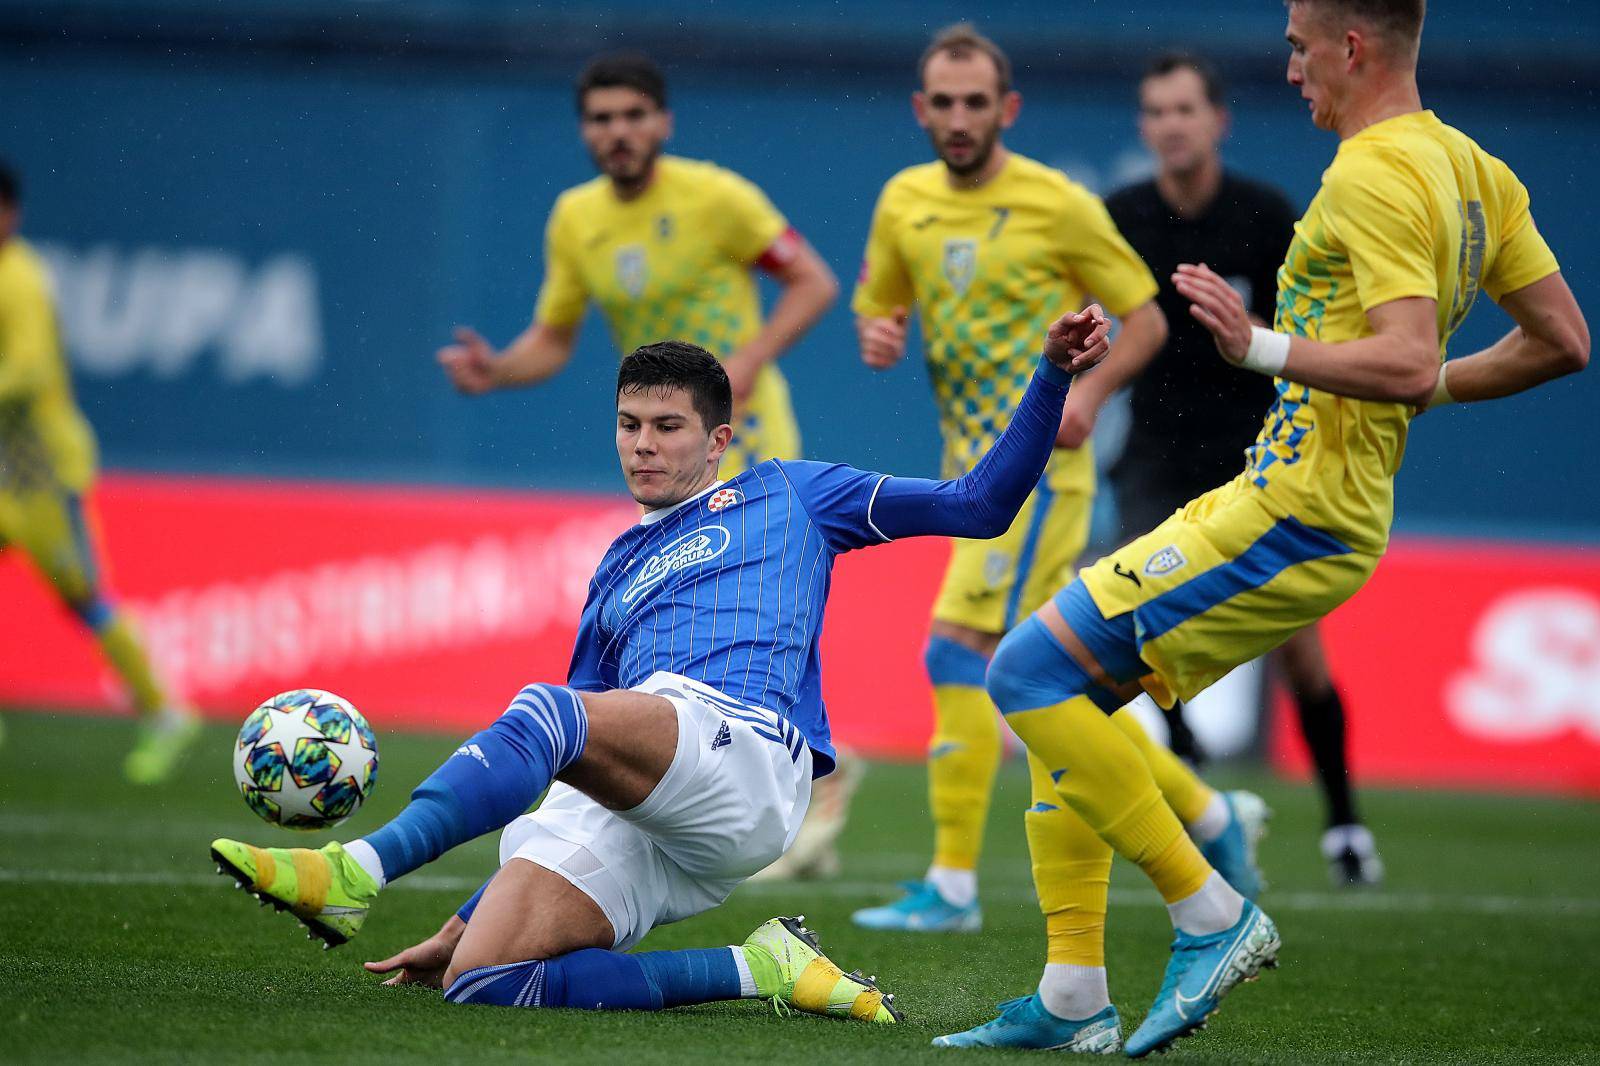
[
  {"x1": 0, "y1": 485, "x2": 102, "y2": 603},
  {"x1": 1080, "y1": 475, "x2": 1379, "y2": 705},
  {"x1": 933, "y1": 466, "x2": 1092, "y2": 635},
  {"x1": 722, "y1": 364, "x2": 801, "y2": 478}
]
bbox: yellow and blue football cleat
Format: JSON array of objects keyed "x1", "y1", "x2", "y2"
[
  {"x1": 210, "y1": 838, "x2": 379, "y2": 948},
  {"x1": 1125, "y1": 900, "x2": 1280, "y2": 1058},
  {"x1": 742, "y1": 916, "x2": 903, "y2": 1024},
  {"x1": 933, "y1": 996, "x2": 1122, "y2": 1052},
  {"x1": 124, "y1": 709, "x2": 201, "y2": 785}
]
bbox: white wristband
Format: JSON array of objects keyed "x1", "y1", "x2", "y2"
[
  {"x1": 1239, "y1": 326, "x2": 1291, "y2": 376},
  {"x1": 1429, "y1": 362, "x2": 1456, "y2": 408}
]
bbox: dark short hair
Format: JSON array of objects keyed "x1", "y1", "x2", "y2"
[
  {"x1": 1289, "y1": 0, "x2": 1425, "y2": 50},
  {"x1": 576, "y1": 51, "x2": 667, "y2": 114},
  {"x1": 617, "y1": 341, "x2": 732, "y2": 431},
  {"x1": 1142, "y1": 52, "x2": 1226, "y2": 108},
  {"x1": 920, "y1": 22, "x2": 1013, "y2": 96},
  {"x1": 0, "y1": 160, "x2": 17, "y2": 208}
]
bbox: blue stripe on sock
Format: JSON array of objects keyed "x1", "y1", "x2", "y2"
[{"x1": 924, "y1": 634, "x2": 990, "y2": 688}]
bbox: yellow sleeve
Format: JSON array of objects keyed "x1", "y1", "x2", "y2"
[
  {"x1": 1483, "y1": 167, "x2": 1560, "y2": 301},
  {"x1": 712, "y1": 169, "x2": 788, "y2": 265},
  {"x1": 0, "y1": 256, "x2": 55, "y2": 401},
  {"x1": 1321, "y1": 152, "x2": 1437, "y2": 311},
  {"x1": 851, "y1": 183, "x2": 914, "y2": 317},
  {"x1": 1057, "y1": 186, "x2": 1159, "y2": 317},
  {"x1": 532, "y1": 198, "x2": 589, "y2": 328}
]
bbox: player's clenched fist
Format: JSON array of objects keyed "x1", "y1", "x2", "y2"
[
  {"x1": 1043, "y1": 303, "x2": 1112, "y2": 374},
  {"x1": 437, "y1": 326, "x2": 500, "y2": 395},
  {"x1": 857, "y1": 307, "x2": 910, "y2": 369}
]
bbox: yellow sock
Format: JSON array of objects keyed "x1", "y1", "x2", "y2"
[
  {"x1": 1111, "y1": 707, "x2": 1216, "y2": 826},
  {"x1": 1025, "y1": 754, "x2": 1111, "y2": 966},
  {"x1": 1009, "y1": 696, "x2": 1212, "y2": 904},
  {"x1": 927, "y1": 684, "x2": 1003, "y2": 870},
  {"x1": 96, "y1": 612, "x2": 170, "y2": 716}
]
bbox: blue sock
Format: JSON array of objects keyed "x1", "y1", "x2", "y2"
[
  {"x1": 357, "y1": 684, "x2": 588, "y2": 882},
  {"x1": 445, "y1": 948, "x2": 744, "y2": 1010}
]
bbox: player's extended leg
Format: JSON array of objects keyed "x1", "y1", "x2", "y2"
[
  {"x1": 11, "y1": 487, "x2": 195, "y2": 783},
  {"x1": 438, "y1": 858, "x2": 899, "y2": 1021},
  {"x1": 211, "y1": 682, "x2": 663, "y2": 947},
  {"x1": 986, "y1": 587, "x2": 1279, "y2": 1057},
  {"x1": 1274, "y1": 624, "x2": 1383, "y2": 886},
  {"x1": 852, "y1": 625, "x2": 997, "y2": 932},
  {"x1": 932, "y1": 752, "x2": 1122, "y2": 1052}
]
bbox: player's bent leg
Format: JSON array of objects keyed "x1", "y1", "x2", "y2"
[
  {"x1": 212, "y1": 683, "x2": 667, "y2": 947},
  {"x1": 853, "y1": 627, "x2": 994, "y2": 933},
  {"x1": 987, "y1": 594, "x2": 1279, "y2": 1057},
  {"x1": 934, "y1": 754, "x2": 1121, "y2": 1052}
]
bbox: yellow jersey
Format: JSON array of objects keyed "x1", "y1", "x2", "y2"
[
  {"x1": 1256, "y1": 110, "x2": 1559, "y2": 552},
  {"x1": 535, "y1": 155, "x2": 788, "y2": 360},
  {"x1": 853, "y1": 153, "x2": 1157, "y2": 486},
  {"x1": 0, "y1": 236, "x2": 96, "y2": 494}
]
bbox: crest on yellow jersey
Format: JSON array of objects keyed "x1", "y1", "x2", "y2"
[
  {"x1": 1144, "y1": 546, "x2": 1188, "y2": 578},
  {"x1": 616, "y1": 245, "x2": 648, "y2": 299},
  {"x1": 942, "y1": 239, "x2": 977, "y2": 297}
]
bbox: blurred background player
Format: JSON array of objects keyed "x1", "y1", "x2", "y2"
[
  {"x1": 1106, "y1": 52, "x2": 1382, "y2": 885},
  {"x1": 963, "y1": 0, "x2": 1588, "y2": 1052},
  {"x1": 434, "y1": 51, "x2": 858, "y2": 881},
  {"x1": 0, "y1": 160, "x2": 195, "y2": 782},
  {"x1": 849, "y1": 24, "x2": 1260, "y2": 936}
]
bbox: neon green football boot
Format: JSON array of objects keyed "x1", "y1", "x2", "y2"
[
  {"x1": 210, "y1": 839, "x2": 379, "y2": 948},
  {"x1": 124, "y1": 709, "x2": 201, "y2": 785},
  {"x1": 742, "y1": 916, "x2": 903, "y2": 1024}
]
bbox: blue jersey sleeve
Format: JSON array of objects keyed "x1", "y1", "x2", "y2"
[
  {"x1": 864, "y1": 359, "x2": 1073, "y2": 542},
  {"x1": 776, "y1": 460, "x2": 892, "y2": 553}
]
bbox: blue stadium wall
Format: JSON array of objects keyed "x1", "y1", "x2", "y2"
[{"x1": 3, "y1": 0, "x2": 1597, "y2": 539}]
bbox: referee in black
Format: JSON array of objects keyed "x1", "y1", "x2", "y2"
[{"x1": 1105, "y1": 52, "x2": 1382, "y2": 886}]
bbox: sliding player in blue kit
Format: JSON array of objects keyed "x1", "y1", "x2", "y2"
[{"x1": 208, "y1": 305, "x2": 1112, "y2": 1023}]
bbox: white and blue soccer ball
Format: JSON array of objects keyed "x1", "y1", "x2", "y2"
[{"x1": 233, "y1": 689, "x2": 379, "y2": 831}]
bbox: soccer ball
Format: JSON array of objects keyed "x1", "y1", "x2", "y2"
[{"x1": 233, "y1": 689, "x2": 379, "y2": 830}]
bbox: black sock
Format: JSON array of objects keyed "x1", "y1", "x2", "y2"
[
  {"x1": 1163, "y1": 700, "x2": 1205, "y2": 766},
  {"x1": 1295, "y1": 686, "x2": 1359, "y2": 828}
]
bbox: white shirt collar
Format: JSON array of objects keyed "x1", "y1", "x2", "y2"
[{"x1": 638, "y1": 479, "x2": 725, "y2": 526}]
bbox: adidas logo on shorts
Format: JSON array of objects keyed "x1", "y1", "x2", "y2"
[{"x1": 710, "y1": 722, "x2": 732, "y2": 752}]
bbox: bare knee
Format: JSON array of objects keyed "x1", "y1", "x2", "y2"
[{"x1": 442, "y1": 858, "x2": 614, "y2": 989}]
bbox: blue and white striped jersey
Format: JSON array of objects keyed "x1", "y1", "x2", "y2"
[{"x1": 567, "y1": 359, "x2": 1073, "y2": 777}]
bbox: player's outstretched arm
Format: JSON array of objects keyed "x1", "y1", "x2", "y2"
[
  {"x1": 1174, "y1": 262, "x2": 1441, "y2": 406},
  {"x1": 1426, "y1": 272, "x2": 1588, "y2": 408},
  {"x1": 868, "y1": 306, "x2": 1110, "y2": 540},
  {"x1": 437, "y1": 320, "x2": 578, "y2": 395}
]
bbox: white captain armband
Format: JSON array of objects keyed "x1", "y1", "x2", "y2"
[{"x1": 1240, "y1": 326, "x2": 1291, "y2": 376}]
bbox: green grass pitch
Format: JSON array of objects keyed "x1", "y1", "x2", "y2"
[{"x1": 2, "y1": 710, "x2": 1597, "y2": 1064}]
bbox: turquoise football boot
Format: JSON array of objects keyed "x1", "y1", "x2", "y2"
[
  {"x1": 1125, "y1": 900, "x2": 1280, "y2": 1058},
  {"x1": 851, "y1": 880, "x2": 981, "y2": 933},
  {"x1": 1198, "y1": 790, "x2": 1269, "y2": 900},
  {"x1": 933, "y1": 995, "x2": 1121, "y2": 1052}
]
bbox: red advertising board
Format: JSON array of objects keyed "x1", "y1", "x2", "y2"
[
  {"x1": 4, "y1": 474, "x2": 1598, "y2": 795},
  {"x1": 1271, "y1": 538, "x2": 1600, "y2": 796},
  {"x1": 0, "y1": 473, "x2": 945, "y2": 752}
]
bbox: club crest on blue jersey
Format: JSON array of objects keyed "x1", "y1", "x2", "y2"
[
  {"x1": 707, "y1": 487, "x2": 743, "y2": 512},
  {"x1": 1144, "y1": 545, "x2": 1188, "y2": 577},
  {"x1": 615, "y1": 245, "x2": 648, "y2": 298},
  {"x1": 622, "y1": 525, "x2": 732, "y2": 606},
  {"x1": 942, "y1": 238, "x2": 977, "y2": 297}
]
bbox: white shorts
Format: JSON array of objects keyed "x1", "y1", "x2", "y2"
[{"x1": 497, "y1": 671, "x2": 813, "y2": 950}]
